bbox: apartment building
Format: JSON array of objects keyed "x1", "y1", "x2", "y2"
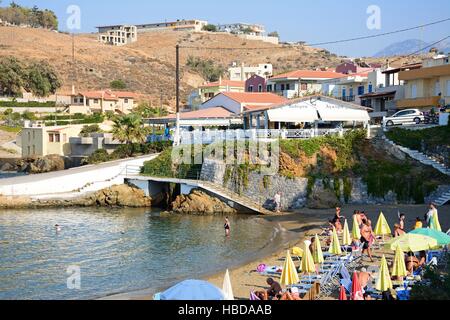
[
  {"x1": 228, "y1": 63, "x2": 273, "y2": 81},
  {"x1": 217, "y1": 23, "x2": 265, "y2": 36},
  {"x1": 21, "y1": 122, "x2": 83, "y2": 157},
  {"x1": 135, "y1": 19, "x2": 208, "y2": 33},
  {"x1": 397, "y1": 54, "x2": 450, "y2": 109},
  {"x1": 97, "y1": 25, "x2": 137, "y2": 46},
  {"x1": 197, "y1": 79, "x2": 245, "y2": 103},
  {"x1": 267, "y1": 70, "x2": 345, "y2": 99},
  {"x1": 69, "y1": 90, "x2": 138, "y2": 114}
]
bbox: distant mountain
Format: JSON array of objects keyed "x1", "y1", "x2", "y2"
[{"x1": 374, "y1": 39, "x2": 450, "y2": 57}]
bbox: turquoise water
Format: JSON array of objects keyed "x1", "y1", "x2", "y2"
[{"x1": 0, "y1": 208, "x2": 283, "y2": 300}]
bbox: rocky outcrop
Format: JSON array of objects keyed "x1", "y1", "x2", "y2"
[
  {"x1": 0, "y1": 184, "x2": 151, "y2": 209},
  {"x1": 16, "y1": 155, "x2": 67, "y2": 174},
  {"x1": 171, "y1": 190, "x2": 236, "y2": 215}
]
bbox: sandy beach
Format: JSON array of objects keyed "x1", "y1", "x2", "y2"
[{"x1": 103, "y1": 204, "x2": 449, "y2": 300}]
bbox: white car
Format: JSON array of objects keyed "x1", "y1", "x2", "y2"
[{"x1": 383, "y1": 109, "x2": 426, "y2": 127}]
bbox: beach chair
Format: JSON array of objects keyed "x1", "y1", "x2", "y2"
[
  {"x1": 258, "y1": 265, "x2": 282, "y2": 277},
  {"x1": 153, "y1": 292, "x2": 161, "y2": 300},
  {"x1": 341, "y1": 278, "x2": 352, "y2": 295}
]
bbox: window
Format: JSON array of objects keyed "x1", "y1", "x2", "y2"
[
  {"x1": 411, "y1": 84, "x2": 417, "y2": 98},
  {"x1": 301, "y1": 83, "x2": 307, "y2": 91},
  {"x1": 286, "y1": 84, "x2": 290, "y2": 91},
  {"x1": 281, "y1": 84, "x2": 285, "y2": 91},
  {"x1": 357, "y1": 86, "x2": 364, "y2": 96},
  {"x1": 267, "y1": 84, "x2": 272, "y2": 92},
  {"x1": 49, "y1": 133, "x2": 54, "y2": 142},
  {"x1": 124, "y1": 98, "x2": 129, "y2": 103},
  {"x1": 94, "y1": 99, "x2": 99, "y2": 104},
  {"x1": 55, "y1": 134, "x2": 60, "y2": 143},
  {"x1": 258, "y1": 84, "x2": 263, "y2": 92},
  {"x1": 248, "y1": 85, "x2": 253, "y2": 92},
  {"x1": 368, "y1": 84, "x2": 373, "y2": 93}
]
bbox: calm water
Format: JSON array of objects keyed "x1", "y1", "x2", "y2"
[{"x1": 0, "y1": 208, "x2": 284, "y2": 300}]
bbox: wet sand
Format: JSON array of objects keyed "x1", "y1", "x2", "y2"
[{"x1": 104, "y1": 204, "x2": 450, "y2": 300}]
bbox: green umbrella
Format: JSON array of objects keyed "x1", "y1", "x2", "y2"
[{"x1": 410, "y1": 228, "x2": 450, "y2": 246}]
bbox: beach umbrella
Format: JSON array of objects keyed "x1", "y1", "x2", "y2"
[
  {"x1": 250, "y1": 291, "x2": 261, "y2": 301},
  {"x1": 222, "y1": 269, "x2": 234, "y2": 300},
  {"x1": 410, "y1": 228, "x2": 450, "y2": 246},
  {"x1": 300, "y1": 242, "x2": 316, "y2": 274},
  {"x1": 292, "y1": 246, "x2": 304, "y2": 258},
  {"x1": 312, "y1": 234, "x2": 324, "y2": 264},
  {"x1": 329, "y1": 227, "x2": 342, "y2": 255},
  {"x1": 385, "y1": 234, "x2": 438, "y2": 252},
  {"x1": 430, "y1": 211, "x2": 442, "y2": 232},
  {"x1": 342, "y1": 220, "x2": 352, "y2": 246},
  {"x1": 352, "y1": 215, "x2": 361, "y2": 240},
  {"x1": 375, "y1": 255, "x2": 393, "y2": 292},
  {"x1": 280, "y1": 251, "x2": 299, "y2": 286},
  {"x1": 391, "y1": 245, "x2": 408, "y2": 278},
  {"x1": 339, "y1": 286, "x2": 348, "y2": 300},
  {"x1": 374, "y1": 212, "x2": 392, "y2": 239},
  {"x1": 351, "y1": 271, "x2": 364, "y2": 300},
  {"x1": 160, "y1": 280, "x2": 224, "y2": 300}
]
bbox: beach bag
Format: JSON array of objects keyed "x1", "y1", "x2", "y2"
[{"x1": 257, "y1": 264, "x2": 267, "y2": 273}]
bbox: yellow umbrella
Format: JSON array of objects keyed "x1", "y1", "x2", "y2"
[
  {"x1": 280, "y1": 251, "x2": 299, "y2": 286},
  {"x1": 342, "y1": 220, "x2": 352, "y2": 246},
  {"x1": 292, "y1": 247, "x2": 303, "y2": 258},
  {"x1": 375, "y1": 255, "x2": 393, "y2": 292},
  {"x1": 374, "y1": 212, "x2": 392, "y2": 238},
  {"x1": 312, "y1": 234, "x2": 324, "y2": 264},
  {"x1": 300, "y1": 242, "x2": 316, "y2": 274},
  {"x1": 430, "y1": 210, "x2": 442, "y2": 232},
  {"x1": 328, "y1": 227, "x2": 342, "y2": 255},
  {"x1": 385, "y1": 234, "x2": 438, "y2": 252},
  {"x1": 352, "y1": 215, "x2": 361, "y2": 240},
  {"x1": 391, "y1": 245, "x2": 408, "y2": 278}
]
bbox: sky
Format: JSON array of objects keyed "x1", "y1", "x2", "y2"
[{"x1": 6, "y1": 0, "x2": 450, "y2": 57}]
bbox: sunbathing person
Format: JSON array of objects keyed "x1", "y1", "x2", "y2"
[
  {"x1": 393, "y1": 224, "x2": 406, "y2": 237},
  {"x1": 358, "y1": 268, "x2": 373, "y2": 290},
  {"x1": 418, "y1": 251, "x2": 427, "y2": 267},
  {"x1": 254, "y1": 291, "x2": 268, "y2": 300},
  {"x1": 405, "y1": 253, "x2": 419, "y2": 274},
  {"x1": 266, "y1": 278, "x2": 282, "y2": 299}
]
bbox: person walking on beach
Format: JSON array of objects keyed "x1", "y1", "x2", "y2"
[
  {"x1": 398, "y1": 213, "x2": 406, "y2": 232},
  {"x1": 274, "y1": 192, "x2": 282, "y2": 213},
  {"x1": 425, "y1": 203, "x2": 437, "y2": 227},
  {"x1": 224, "y1": 217, "x2": 231, "y2": 237},
  {"x1": 360, "y1": 219, "x2": 374, "y2": 262}
]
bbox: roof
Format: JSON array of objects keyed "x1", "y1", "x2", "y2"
[
  {"x1": 360, "y1": 91, "x2": 397, "y2": 99},
  {"x1": 199, "y1": 80, "x2": 245, "y2": 88},
  {"x1": 270, "y1": 70, "x2": 346, "y2": 80},
  {"x1": 382, "y1": 63, "x2": 422, "y2": 74},
  {"x1": 74, "y1": 90, "x2": 138, "y2": 100},
  {"x1": 244, "y1": 95, "x2": 372, "y2": 114},
  {"x1": 150, "y1": 107, "x2": 237, "y2": 121},
  {"x1": 220, "y1": 92, "x2": 288, "y2": 104}
]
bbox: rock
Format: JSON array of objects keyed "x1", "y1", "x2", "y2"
[
  {"x1": 307, "y1": 181, "x2": 340, "y2": 209},
  {"x1": 171, "y1": 190, "x2": 236, "y2": 215},
  {"x1": 0, "y1": 162, "x2": 16, "y2": 172},
  {"x1": 19, "y1": 154, "x2": 66, "y2": 174},
  {"x1": 87, "y1": 184, "x2": 152, "y2": 207}
]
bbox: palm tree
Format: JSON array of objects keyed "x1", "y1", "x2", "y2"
[{"x1": 112, "y1": 114, "x2": 147, "y2": 156}]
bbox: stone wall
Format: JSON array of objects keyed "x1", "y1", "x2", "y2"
[{"x1": 200, "y1": 158, "x2": 403, "y2": 210}]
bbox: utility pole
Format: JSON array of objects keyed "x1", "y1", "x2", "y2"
[
  {"x1": 174, "y1": 44, "x2": 181, "y2": 146},
  {"x1": 160, "y1": 88, "x2": 163, "y2": 117}
]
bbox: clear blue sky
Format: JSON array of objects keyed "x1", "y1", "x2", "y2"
[{"x1": 8, "y1": 0, "x2": 450, "y2": 57}]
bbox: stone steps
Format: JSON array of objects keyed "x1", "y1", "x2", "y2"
[{"x1": 435, "y1": 191, "x2": 450, "y2": 207}]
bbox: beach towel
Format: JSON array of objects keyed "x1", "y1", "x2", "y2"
[{"x1": 257, "y1": 264, "x2": 266, "y2": 273}]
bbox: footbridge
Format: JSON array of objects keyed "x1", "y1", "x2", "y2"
[{"x1": 126, "y1": 174, "x2": 274, "y2": 215}]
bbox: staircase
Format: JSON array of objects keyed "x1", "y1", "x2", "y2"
[
  {"x1": 383, "y1": 136, "x2": 450, "y2": 176},
  {"x1": 434, "y1": 188, "x2": 450, "y2": 207}
]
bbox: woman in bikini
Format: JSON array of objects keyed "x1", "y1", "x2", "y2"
[{"x1": 224, "y1": 217, "x2": 231, "y2": 237}]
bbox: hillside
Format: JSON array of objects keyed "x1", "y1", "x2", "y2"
[
  {"x1": 0, "y1": 26, "x2": 423, "y2": 111},
  {"x1": 374, "y1": 38, "x2": 450, "y2": 57}
]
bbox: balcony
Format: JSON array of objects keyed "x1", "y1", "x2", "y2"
[{"x1": 396, "y1": 96, "x2": 440, "y2": 109}]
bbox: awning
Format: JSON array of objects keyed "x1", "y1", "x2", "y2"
[
  {"x1": 267, "y1": 104, "x2": 319, "y2": 122},
  {"x1": 314, "y1": 100, "x2": 370, "y2": 122}
]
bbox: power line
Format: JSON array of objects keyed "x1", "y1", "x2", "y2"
[{"x1": 307, "y1": 18, "x2": 450, "y2": 46}]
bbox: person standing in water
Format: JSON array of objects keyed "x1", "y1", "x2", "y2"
[{"x1": 224, "y1": 217, "x2": 231, "y2": 237}]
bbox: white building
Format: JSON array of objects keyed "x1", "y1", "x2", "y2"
[
  {"x1": 97, "y1": 25, "x2": 137, "y2": 46},
  {"x1": 135, "y1": 19, "x2": 208, "y2": 33},
  {"x1": 228, "y1": 63, "x2": 273, "y2": 81},
  {"x1": 217, "y1": 23, "x2": 265, "y2": 36}
]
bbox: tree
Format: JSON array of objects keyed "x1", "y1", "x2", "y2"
[
  {"x1": 268, "y1": 31, "x2": 279, "y2": 38},
  {"x1": 134, "y1": 102, "x2": 168, "y2": 118},
  {"x1": 202, "y1": 24, "x2": 217, "y2": 32},
  {"x1": 110, "y1": 79, "x2": 127, "y2": 90},
  {"x1": 80, "y1": 124, "x2": 102, "y2": 137},
  {"x1": 186, "y1": 56, "x2": 225, "y2": 82},
  {"x1": 24, "y1": 61, "x2": 61, "y2": 97},
  {"x1": 112, "y1": 114, "x2": 147, "y2": 156},
  {"x1": 0, "y1": 56, "x2": 25, "y2": 97}
]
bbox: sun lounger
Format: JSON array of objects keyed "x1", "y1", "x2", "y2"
[{"x1": 258, "y1": 266, "x2": 282, "y2": 276}]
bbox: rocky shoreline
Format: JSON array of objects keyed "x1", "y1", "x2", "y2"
[{"x1": 0, "y1": 184, "x2": 152, "y2": 209}]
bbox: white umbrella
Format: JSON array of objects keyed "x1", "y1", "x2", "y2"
[{"x1": 222, "y1": 269, "x2": 234, "y2": 300}]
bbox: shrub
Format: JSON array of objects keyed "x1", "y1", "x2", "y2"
[
  {"x1": 186, "y1": 56, "x2": 226, "y2": 82},
  {"x1": 202, "y1": 24, "x2": 217, "y2": 32},
  {"x1": 110, "y1": 79, "x2": 127, "y2": 90},
  {"x1": 80, "y1": 124, "x2": 102, "y2": 137},
  {"x1": 84, "y1": 149, "x2": 111, "y2": 164}
]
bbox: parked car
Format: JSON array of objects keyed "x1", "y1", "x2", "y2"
[{"x1": 383, "y1": 109, "x2": 426, "y2": 127}]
